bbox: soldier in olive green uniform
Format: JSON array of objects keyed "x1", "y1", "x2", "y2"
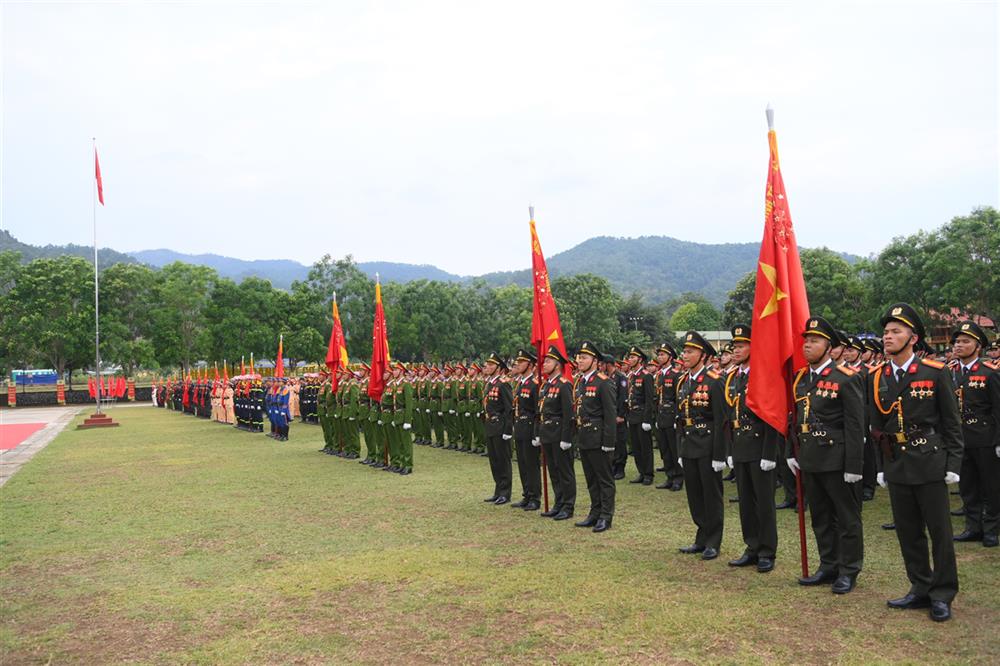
[
  {"x1": 676, "y1": 331, "x2": 728, "y2": 560},
  {"x1": 390, "y1": 363, "x2": 414, "y2": 474},
  {"x1": 788, "y1": 316, "x2": 865, "y2": 594},
  {"x1": 378, "y1": 368, "x2": 399, "y2": 470},
  {"x1": 318, "y1": 377, "x2": 335, "y2": 453},
  {"x1": 342, "y1": 372, "x2": 362, "y2": 458},
  {"x1": 468, "y1": 365, "x2": 487, "y2": 455},
  {"x1": 430, "y1": 367, "x2": 448, "y2": 448},
  {"x1": 871, "y1": 304, "x2": 963, "y2": 622},
  {"x1": 445, "y1": 366, "x2": 462, "y2": 450}
]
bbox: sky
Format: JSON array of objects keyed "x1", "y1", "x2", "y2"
[{"x1": 1, "y1": 1, "x2": 997, "y2": 276}]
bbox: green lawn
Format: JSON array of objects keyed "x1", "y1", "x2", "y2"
[{"x1": 1, "y1": 408, "x2": 998, "y2": 664}]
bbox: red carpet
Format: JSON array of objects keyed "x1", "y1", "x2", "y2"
[{"x1": 0, "y1": 423, "x2": 46, "y2": 450}]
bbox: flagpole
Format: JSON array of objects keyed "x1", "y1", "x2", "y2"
[
  {"x1": 530, "y1": 205, "x2": 551, "y2": 513},
  {"x1": 92, "y1": 138, "x2": 102, "y2": 415}
]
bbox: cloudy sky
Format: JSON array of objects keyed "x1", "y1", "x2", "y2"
[{"x1": 1, "y1": 1, "x2": 996, "y2": 275}]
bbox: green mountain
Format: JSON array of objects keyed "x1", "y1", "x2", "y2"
[{"x1": 1, "y1": 229, "x2": 137, "y2": 269}]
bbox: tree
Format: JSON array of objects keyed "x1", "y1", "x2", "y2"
[
  {"x1": 99, "y1": 262, "x2": 159, "y2": 375},
  {"x1": 928, "y1": 207, "x2": 999, "y2": 324},
  {"x1": 150, "y1": 262, "x2": 216, "y2": 371},
  {"x1": 799, "y1": 248, "x2": 870, "y2": 332},
  {"x1": 722, "y1": 271, "x2": 755, "y2": 328},
  {"x1": 669, "y1": 301, "x2": 721, "y2": 332},
  {"x1": 616, "y1": 292, "x2": 670, "y2": 348},
  {"x1": 551, "y1": 274, "x2": 622, "y2": 351}
]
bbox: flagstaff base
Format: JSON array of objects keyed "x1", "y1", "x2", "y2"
[{"x1": 77, "y1": 412, "x2": 120, "y2": 429}]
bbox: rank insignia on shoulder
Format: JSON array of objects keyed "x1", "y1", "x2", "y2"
[
  {"x1": 921, "y1": 358, "x2": 945, "y2": 369},
  {"x1": 597, "y1": 372, "x2": 607, "y2": 380},
  {"x1": 707, "y1": 370, "x2": 720, "y2": 380},
  {"x1": 839, "y1": 365, "x2": 857, "y2": 376},
  {"x1": 982, "y1": 360, "x2": 998, "y2": 371}
]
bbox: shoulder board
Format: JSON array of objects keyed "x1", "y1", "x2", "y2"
[
  {"x1": 838, "y1": 365, "x2": 857, "y2": 377},
  {"x1": 981, "y1": 360, "x2": 998, "y2": 371},
  {"x1": 706, "y1": 370, "x2": 720, "y2": 380},
  {"x1": 597, "y1": 372, "x2": 607, "y2": 380},
  {"x1": 867, "y1": 361, "x2": 885, "y2": 374},
  {"x1": 921, "y1": 358, "x2": 945, "y2": 369}
]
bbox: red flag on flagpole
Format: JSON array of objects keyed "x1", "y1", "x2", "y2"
[
  {"x1": 88, "y1": 376, "x2": 96, "y2": 398},
  {"x1": 529, "y1": 209, "x2": 571, "y2": 379},
  {"x1": 95, "y1": 146, "x2": 105, "y2": 206},
  {"x1": 275, "y1": 334, "x2": 285, "y2": 378},
  {"x1": 326, "y1": 294, "x2": 350, "y2": 391},
  {"x1": 745, "y1": 108, "x2": 811, "y2": 436},
  {"x1": 367, "y1": 277, "x2": 391, "y2": 401}
]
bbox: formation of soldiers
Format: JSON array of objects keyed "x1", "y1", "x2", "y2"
[{"x1": 151, "y1": 303, "x2": 999, "y2": 624}]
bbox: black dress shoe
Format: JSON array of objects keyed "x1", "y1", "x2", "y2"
[
  {"x1": 984, "y1": 534, "x2": 999, "y2": 547},
  {"x1": 669, "y1": 481, "x2": 683, "y2": 491},
  {"x1": 722, "y1": 471, "x2": 735, "y2": 482},
  {"x1": 523, "y1": 501, "x2": 540, "y2": 511},
  {"x1": 950, "y1": 507, "x2": 966, "y2": 516},
  {"x1": 399, "y1": 468, "x2": 412, "y2": 475},
  {"x1": 775, "y1": 500, "x2": 797, "y2": 510},
  {"x1": 756, "y1": 557, "x2": 774, "y2": 573},
  {"x1": 510, "y1": 500, "x2": 527, "y2": 508},
  {"x1": 574, "y1": 516, "x2": 598, "y2": 528},
  {"x1": 629, "y1": 476, "x2": 644, "y2": 484},
  {"x1": 679, "y1": 544, "x2": 705, "y2": 554},
  {"x1": 592, "y1": 518, "x2": 611, "y2": 533},
  {"x1": 642, "y1": 477, "x2": 654, "y2": 486},
  {"x1": 881, "y1": 522, "x2": 896, "y2": 530},
  {"x1": 930, "y1": 600, "x2": 952, "y2": 622},
  {"x1": 862, "y1": 489, "x2": 875, "y2": 501},
  {"x1": 655, "y1": 481, "x2": 672, "y2": 489},
  {"x1": 613, "y1": 470, "x2": 625, "y2": 480},
  {"x1": 493, "y1": 496, "x2": 509, "y2": 506},
  {"x1": 728, "y1": 496, "x2": 740, "y2": 503},
  {"x1": 798, "y1": 569, "x2": 837, "y2": 586},
  {"x1": 701, "y1": 547, "x2": 719, "y2": 560},
  {"x1": 728, "y1": 553, "x2": 758, "y2": 567},
  {"x1": 483, "y1": 495, "x2": 498, "y2": 503},
  {"x1": 954, "y1": 529, "x2": 984, "y2": 542},
  {"x1": 655, "y1": 466, "x2": 666, "y2": 472},
  {"x1": 887, "y1": 593, "x2": 931, "y2": 610},
  {"x1": 540, "y1": 508, "x2": 560, "y2": 517},
  {"x1": 553, "y1": 510, "x2": 573, "y2": 521},
  {"x1": 832, "y1": 575, "x2": 857, "y2": 595}
]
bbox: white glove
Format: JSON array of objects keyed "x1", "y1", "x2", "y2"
[
  {"x1": 844, "y1": 473, "x2": 863, "y2": 484},
  {"x1": 531, "y1": 437, "x2": 541, "y2": 447},
  {"x1": 377, "y1": 420, "x2": 383, "y2": 425},
  {"x1": 502, "y1": 434, "x2": 512, "y2": 441},
  {"x1": 995, "y1": 446, "x2": 1000, "y2": 458},
  {"x1": 425, "y1": 409, "x2": 431, "y2": 414},
  {"x1": 348, "y1": 417, "x2": 355, "y2": 421},
  {"x1": 678, "y1": 457, "x2": 683, "y2": 468},
  {"x1": 464, "y1": 412, "x2": 471, "y2": 417},
  {"x1": 601, "y1": 446, "x2": 614, "y2": 452},
  {"x1": 945, "y1": 471, "x2": 960, "y2": 485},
  {"x1": 711, "y1": 460, "x2": 726, "y2": 473},
  {"x1": 448, "y1": 410, "x2": 455, "y2": 415},
  {"x1": 641, "y1": 422, "x2": 652, "y2": 432},
  {"x1": 559, "y1": 441, "x2": 572, "y2": 451},
  {"x1": 437, "y1": 412, "x2": 443, "y2": 416},
  {"x1": 877, "y1": 472, "x2": 887, "y2": 488},
  {"x1": 786, "y1": 458, "x2": 800, "y2": 476},
  {"x1": 760, "y1": 459, "x2": 776, "y2": 472},
  {"x1": 726, "y1": 456, "x2": 734, "y2": 469},
  {"x1": 403, "y1": 423, "x2": 411, "y2": 431}
]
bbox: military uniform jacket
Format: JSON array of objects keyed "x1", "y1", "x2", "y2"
[
  {"x1": 575, "y1": 371, "x2": 617, "y2": 450},
  {"x1": 675, "y1": 367, "x2": 726, "y2": 461},
  {"x1": 611, "y1": 371, "x2": 627, "y2": 420},
  {"x1": 483, "y1": 376, "x2": 513, "y2": 437},
  {"x1": 655, "y1": 367, "x2": 681, "y2": 429},
  {"x1": 791, "y1": 361, "x2": 865, "y2": 475},
  {"x1": 724, "y1": 368, "x2": 780, "y2": 463},
  {"x1": 538, "y1": 375, "x2": 575, "y2": 444},
  {"x1": 869, "y1": 357, "x2": 963, "y2": 484},
  {"x1": 626, "y1": 369, "x2": 655, "y2": 425},
  {"x1": 951, "y1": 358, "x2": 1000, "y2": 449},
  {"x1": 513, "y1": 375, "x2": 539, "y2": 440},
  {"x1": 391, "y1": 379, "x2": 414, "y2": 427}
]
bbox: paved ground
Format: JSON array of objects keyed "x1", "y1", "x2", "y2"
[{"x1": 0, "y1": 406, "x2": 83, "y2": 486}]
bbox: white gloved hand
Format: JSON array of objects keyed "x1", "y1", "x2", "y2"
[
  {"x1": 678, "y1": 457, "x2": 684, "y2": 468},
  {"x1": 877, "y1": 472, "x2": 887, "y2": 488},
  {"x1": 786, "y1": 458, "x2": 800, "y2": 476},
  {"x1": 641, "y1": 422, "x2": 652, "y2": 432},
  {"x1": 425, "y1": 409, "x2": 431, "y2": 414},
  {"x1": 711, "y1": 460, "x2": 726, "y2": 473},
  {"x1": 403, "y1": 423, "x2": 411, "y2": 431},
  {"x1": 559, "y1": 441, "x2": 572, "y2": 451},
  {"x1": 995, "y1": 445, "x2": 1000, "y2": 458},
  {"x1": 464, "y1": 412, "x2": 470, "y2": 417},
  {"x1": 945, "y1": 471, "x2": 960, "y2": 485},
  {"x1": 726, "y1": 456, "x2": 734, "y2": 469},
  {"x1": 531, "y1": 437, "x2": 541, "y2": 447},
  {"x1": 844, "y1": 472, "x2": 863, "y2": 484},
  {"x1": 760, "y1": 459, "x2": 776, "y2": 472},
  {"x1": 448, "y1": 410, "x2": 455, "y2": 415},
  {"x1": 437, "y1": 412, "x2": 443, "y2": 416},
  {"x1": 377, "y1": 420, "x2": 383, "y2": 425},
  {"x1": 502, "y1": 434, "x2": 512, "y2": 441},
  {"x1": 601, "y1": 446, "x2": 614, "y2": 452}
]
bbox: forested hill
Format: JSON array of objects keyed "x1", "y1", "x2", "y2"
[{"x1": 0, "y1": 229, "x2": 137, "y2": 269}]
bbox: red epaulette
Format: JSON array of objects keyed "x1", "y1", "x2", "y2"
[
  {"x1": 982, "y1": 360, "x2": 998, "y2": 371},
  {"x1": 921, "y1": 358, "x2": 945, "y2": 369}
]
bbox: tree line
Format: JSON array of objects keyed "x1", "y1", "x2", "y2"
[{"x1": 1, "y1": 208, "x2": 995, "y2": 382}]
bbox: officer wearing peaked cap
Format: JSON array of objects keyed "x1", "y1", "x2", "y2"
[
  {"x1": 572, "y1": 341, "x2": 617, "y2": 532},
  {"x1": 949, "y1": 320, "x2": 1000, "y2": 548},
  {"x1": 511, "y1": 349, "x2": 542, "y2": 511},
  {"x1": 625, "y1": 345, "x2": 656, "y2": 485},
  {"x1": 676, "y1": 331, "x2": 728, "y2": 560},
  {"x1": 788, "y1": 315, "x2": 866, "y2": 594},
  {"x1": 602, "y1": 352, "x2": 630, "y2": 480},
  {"x1": 482, "y1": 352, "x2": 514, "y2": 505},
  {"x1": 537, "y1": 345, "x2": 577, "y2": 520},
  {"x1": 871, "y1": 303, "x2": 963, "y2": 621},
  {"x1": 654, "y1": 341, "x2": 684, "y2": 491}
]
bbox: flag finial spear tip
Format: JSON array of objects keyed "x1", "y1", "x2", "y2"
[
  {"x1": 765, "y1": 104, "x2": 775, "y2": 130},
  {"x1": 529, "y1": 205, "x2": 534, "y2": 221}
]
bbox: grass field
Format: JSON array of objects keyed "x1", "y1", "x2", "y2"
[{"x1": 1, "y1": 407, "x2": 998, "y2": 664}]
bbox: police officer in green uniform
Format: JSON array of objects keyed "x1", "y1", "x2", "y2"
[
  {"x1": 950, "y1": 320, "x2": 1000, "y2": 547},
  {"x1": 390, "y1": 363, "x2": 414, "y2": 475},
  {"x1": 318, "y1": 376, "x2": 333, "y2": 453},
  {"x1": 870, "y1": 304, "x2": 963, "y2": 621},
  {"x1": 724, "y1": 323, "x2": 780, "y2": 573},
  {"x1": 676, "y1": 331, "x2": 727, "y2": 560},
  {"x1": 573, "y1": 341, "x2": 617, "y2": 533},
  {"x1": 787, "y1": 316, "x2": 865, "y2": 593},
  {"x1": 481, "y1": 353, "x2": 514, "y2": 504}
]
